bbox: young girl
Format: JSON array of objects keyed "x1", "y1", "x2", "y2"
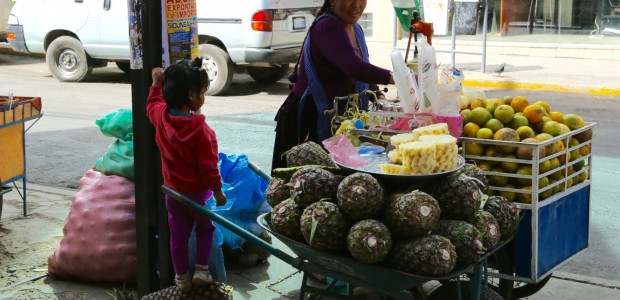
[{"x1": 148, "y1": 58, "x2": 227, "y2": 292}]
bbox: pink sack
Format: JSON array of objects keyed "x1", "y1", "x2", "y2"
[
  {"x1": 432, "y1": 114, "x2": 465, "y2": 142},
  {"x1": 48, "y1": 169, "x2": 137, "y2": 283}
]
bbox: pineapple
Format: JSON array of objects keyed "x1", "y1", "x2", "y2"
[
  {"x1": 265, "y1": 177, "x2": 290, "y2": 207},
  {"x1": 387, "y1": 149, "x2": 402, "y2": 164},
  {"x1": 337, "y1": 173, "x2": 385, "y2": 222},
  {"x1": 386, "y1": 235, "x2": 457, "y2": 277},
  {"x1": 300, "y1": 201, "x2": 349, "y2": 252},
  {"x1": 433, "y1": 220, "x2": 486, "y2": 264},
  {"x1": 455, "y1": 163, "x2": 490, "y2": 192},
  {"x1": 419, "y1": 134, "x2": 458, "y2": 172},
  {"x1": 380, "y1": 163, "x2": 409, "y2": 175},
  {"x1": 285, "y1": 141, "x2": 336, "y2": 167},
  {"x1": 468, "y1": 210, "x2": 501, "y2": 249},
  {"x1": 347, "y1": 219, "x2": 392, "y2": 264},
  {"x1": 383, "y1": 190, "x2": 441, "y2": 239},
  {"x1": 390, "y1": 132, "x2": 415, "y2": 148},
  {"x1": 424, "y1": 173, "x2": 483, "y2": 221},
  {"x1": 483, "y1": 195, "x2": 521, "y2": 239},
  {"x1": 412, "y1": 123, "x2": 449, "y2": 141},
  {"x1": 141, "y1": 282, "x2": 233, "y2": 299},
  {"x1": 288, "y1": 166, "x2": 339, "y2": 208},
  {"x1": 270, "y1": 199, "x2": 304, "y2": 241}
]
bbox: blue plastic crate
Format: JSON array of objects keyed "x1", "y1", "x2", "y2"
[{"x1": 514, "y1": 185, "x2": 590, "y2": 282}]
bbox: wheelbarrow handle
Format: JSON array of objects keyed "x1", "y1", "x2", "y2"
[
  {"x1": 248, "y1": 162, "x2": 271, "y2": 182},
  {"x1": 161, "y1": 185, "x2": 298, "y2": 267}
]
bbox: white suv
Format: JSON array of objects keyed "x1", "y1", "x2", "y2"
[{"x1": 6, "y1": 0, "x2": 321, "y2": 95}]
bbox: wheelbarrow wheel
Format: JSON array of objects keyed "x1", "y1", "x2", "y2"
[
  {"x1": 481, "y1": 247, "x2": 552, "y2": 299},
  {"x1": 512, "y1": 274, "x2": 552, "y2": 299},
  {"x1": 428, "y1": 281, "x2": 503, "y2": 300}
]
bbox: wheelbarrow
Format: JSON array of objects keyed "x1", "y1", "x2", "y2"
[{"x1": 161, "y1": 163, "x2": 509, "y2": 300}]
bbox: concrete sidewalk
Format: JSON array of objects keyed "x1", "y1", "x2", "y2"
[{"x1": 2, "y1": 184, "x2": 620, "y2": 299}]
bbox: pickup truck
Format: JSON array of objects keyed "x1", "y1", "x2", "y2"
[{"x1": 6, "y1": 0, "x2": 321, "y2": 95}]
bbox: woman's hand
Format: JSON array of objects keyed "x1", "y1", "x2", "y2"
[
  {"x1": 213, "y1": 189, "x2": 227, "y2": 207},
  {"x1": 389, "y1": 72, "x2": 395, "y2": 85},
  {"x1": 151, "y1": 67, "x2": 164, "y2": 86}
]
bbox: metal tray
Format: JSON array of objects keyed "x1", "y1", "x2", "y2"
[{"x1": 334, "y1": 153, "x2": 465, "y2": 182}]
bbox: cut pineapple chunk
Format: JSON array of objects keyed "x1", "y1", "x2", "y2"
[
  {"x1": 387, "y1": 149, "x2": 402, "y2": 164},
  {"x1": 380, "y1": 163, "x2": 410, "y2": 175},
  {"x1": 412, "y1": 123, "x2": 450, "y2": 141},
  {"x1": 398, "y1": 141, "x2": 436, "y2": 158},
  {"x1": 390, "y1": 133, "x2": 415, "y2": 148}
]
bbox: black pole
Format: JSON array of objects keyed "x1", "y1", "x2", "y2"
[{"x1": 131, "y1": 0, "x2": 173, "y2": 296}]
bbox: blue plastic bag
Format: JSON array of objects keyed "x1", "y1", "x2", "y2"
[{"x1": 211, "y1": 153, "x2": 269, "y2": 250}]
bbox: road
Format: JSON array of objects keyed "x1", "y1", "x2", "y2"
[{"x1": 1, "y1": 52, "x2": 620, "y2": 285}]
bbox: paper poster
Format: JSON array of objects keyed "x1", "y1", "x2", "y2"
[
  {"x1": 161, "y1": 0, "x2": 199, "y2": 68},
  {"x1": 128, "y1": 0, "x2": 143, "y2": 70},
  {"x1": 423, "y1": 0, "x2": 449, "y2": 35}
]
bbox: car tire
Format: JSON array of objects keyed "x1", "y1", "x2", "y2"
[
  {"x1": 46, "y1": 36, "x2": 93, "y2": 82},
  {"x1": 116, "y1": 61, "x2": 131, "y2": 74},
  {"x1": 246, "y1": 64, "x2": 289, "y2": 83},
  {"x1": 199, "y1": 44, "x2": 234, "y2": 96}
]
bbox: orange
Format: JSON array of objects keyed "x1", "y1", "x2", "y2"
[
  {"x1": 494, "y1": 104, "x2": 515, "y2": 124},
  {"x1": 476, "y1": 128, "x2": 494, "y2": 139},
  {"x1": 471, "y1": 107, "x2": 493, "y2": 127},
  {"x1": 516, "y1": 126, "x2": 536, "y2": 141},
  {"x1": 499, "y1": 183, "x2": 517, "y2": 202},
  {"x1": 514, "y1": 165, "x2": 533, "y2": 186},
  {"x1": 489, "y1": 167, "x2": 509, "y2": 186},
  {"x1": 463, "y1": 122, "x2": 481, "y2": 138},
  {"x1": 494, "y1": 128, "x2": 520, "y2": 153},
  {"x1": 541, "y1": 120, "x2": 562, "y2": 137},
  {"x1": 470, "y1": 99, "x2": 485, "y2": 110},
  {"x1": 523, "y1": 104, "x2": 546, "y2": 124},
  {"x1": 558, "y1": 123, "x2": 571, "y2": 136},
  {"x1": 485, "y1": 98, "x2": 504, "y2": 115},
  {"x1": 465, "y1": 142, "x2": 485, "y2": 156},
  {"x1": 461, "y1": 109, "x2": 472, "y2": 125},
  {"x1": 517, "y1": 185, "x2": 532, "y2": 204},
  {"x1": 533, "y1": 101, "x2": 551, "y2": 115},
  {"x1": 503, "y1": 95, "x2": 514, "y2": 105},
  {"x1": 532, "y1": 116, "x2": 550, "y2": 133},
  {"x1": 510, "y1": 96, "x2": 530, "y2": 113},
  {"x1": 579, "y1": 144, "x2": 590, "y2": 156},
  {"x1": 484, "y1": 146, "x2": 502, "y2": 166},
  {"x1": 508, "y1": 115, "x2": 529, "y2": 130},
  {"x1": 500, "y1": 154, "x2": 519, "y2": 172},
  {"x1": 563, "y1": 114, "x2": 585, "y2": 130},
  {"x1": 550, "y1": 111, "x2": 564, "y2": 123},
  {"x1": 485, "y1": 118, "x2": 504, "y2": 133}
]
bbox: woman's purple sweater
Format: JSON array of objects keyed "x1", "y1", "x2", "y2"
[{"x1": 292, "y1": 16, "x2": 392, "y2": 98}]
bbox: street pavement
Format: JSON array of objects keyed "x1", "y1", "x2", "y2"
[{"x1": 1, "y1": 41, "x2": 620, "y2": 299}]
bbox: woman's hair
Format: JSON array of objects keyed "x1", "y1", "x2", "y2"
[
  {"x1": 162, "y1": 57, "x2": 210, "y2": 109},
  {"x1": 317, "y1": 0, "x2": 331, "y2": 17}
]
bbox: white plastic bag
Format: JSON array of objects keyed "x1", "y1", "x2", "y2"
[
  {"x1": 416, "y1": 35, "x2": 439, "y2": 113},
  {"x1": 390, "y1": 49, "x2": 420, "y2": 113}
]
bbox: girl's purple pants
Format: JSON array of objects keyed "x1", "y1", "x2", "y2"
[{"x1": 165, "y1": 191, "x2": 214, "y2": 275}]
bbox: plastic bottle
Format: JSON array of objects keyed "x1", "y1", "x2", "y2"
[{"x1": 390, "y1": 49, "x2": 420, "y2": 114}]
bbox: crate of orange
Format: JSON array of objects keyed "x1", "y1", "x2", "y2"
[{"x1": 459, "y1": 95, "x2": 595, "y2": 284}]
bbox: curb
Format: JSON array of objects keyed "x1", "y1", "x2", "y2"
[{"x1": 463, "y1": 79, "x2": 620, "y2": 97}]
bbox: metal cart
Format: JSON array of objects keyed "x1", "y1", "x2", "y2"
[
  {"x1": 0, "y1": 95, "x2": 43, "y2": 218},
  {"x1": 460, "y1": 122, "x2": 596, "y2": 299}
]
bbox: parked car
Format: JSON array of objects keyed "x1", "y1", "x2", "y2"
[
  {"x1": 6, "y1": 0, "x2": 321, "y2": 95},
  {"x1": 0, "y1": 0, "x2": 14, "y2": 42}
]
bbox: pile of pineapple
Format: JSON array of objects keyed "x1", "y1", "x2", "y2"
[
  {"x1": 267, "y1": 141, "x2": 521, "y2": 277},
  {"x1": 459, "y1": 94, "x2": 593, "y2": 203},
  {"x1": 380, "y1": 123, "x2": 459, "y2": 175}
]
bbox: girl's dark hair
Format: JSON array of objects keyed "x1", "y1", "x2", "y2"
[{"x1": 162, "y1": 57, "x2": 210, "y2": 109}]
